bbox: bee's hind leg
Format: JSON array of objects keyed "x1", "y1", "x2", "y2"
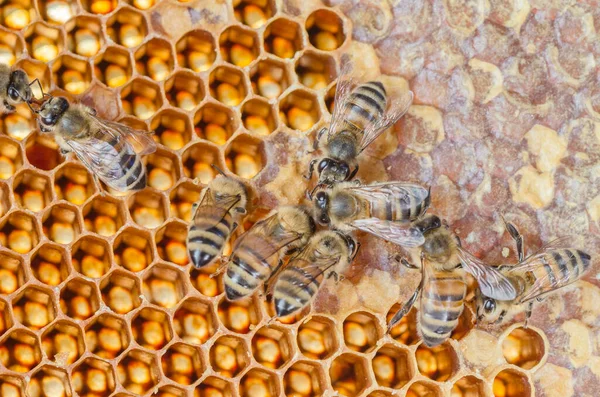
[
  {"x1": 388, "y1": 254, "x2": 425, "y2": 332},
  {"x1": 524, "y1": 301, "x2": 534, "y2": 328}
]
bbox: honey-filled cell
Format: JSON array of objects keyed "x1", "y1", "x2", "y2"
[
  {"x1": 2, "y1": 1, "x2": 34, "y2": 30},
  {"x1": 329, "y1": 353, "x2": 370, "y2": 397},
  {"x1": 241, "y1": 98, "x2": 277, "y2": 136},
  {"x1": 161, "y1": 343, "x2": 205, "y2": 386},
  {"x1": 53, "y1": 163, "x2": 96, "y2": 206},
  {"x1": 251, "y1": 325, "x2": 293, "y2": 369},
  {"x1": 141, "y1": 264, "x2": 187, "y2": 309},
  {"x1": 82, "y1": 195, "x2": 126, "y2": 237},
  {"x1": 176, "y1": 30, "x2": 216, "y2": 73},
  {"x1": 155, "y1": 220, "x2": 189, "y2": 266},
  {"x1": 85, "y1": 313, "x2": 130, "y2": 360},
  {"x1": 12, "y1": 170, "x2": 53, "y2": 212},
  {"x1": 296, "y1": 51, "x2": 336, "y2": 90},
  {"x1": 51, "y1": 54, "x2": 92, "y2": 95},
  {"x1": 194, "y1": 103, "x2": 238, "y2": 146},
  {"x1": 415, "y1": 343, "x2": 459, "y2": 382},
  {"x1": 225, "y1": 134, "x2": 266, "y2": 180},
  {"x1": 113, "y1": 227, "x2": 155, "y2": 272},
  {"x1": 372, "y1": 344, "x2": 414, "y2": 389},
  {"x1": 65, "y1": 16, "x2": 103, "y2": 57},
  {"x1": 154, "y1": 385, "x2": 187, "y2": 397},
  {"x1": 0, "y1": 376, "x2": 25, "y2": 397},
  {"x1": 209, "y1": 65, "x2": 249, "y2": 107},
  {"x1": 41, "y1": 202, "x2": 82, "y2": 245},
  {"x1": 12, "y1": 285, "x2": 56, "y2": 330},
  {"x1": 233, "y1": 0, "x2": 275, "y2": 28},
  {"x1": 218, "y1": 295, "x2": 261, "y2": 334},
  {"x1": 386, "y1": 305, "x2": 420, "y2": 345},
  {"x1": 0, "y1": 210, "x2": 41, "y2": 254},
  {"x1": 283, "y1": 361, "x2": 326, "y2": 397},
  {"x1": 146, "y1": 149, "x2": 181, "y2": 191},
  {"x1": 124, "y1": 0, "x2": 156, "y2": 10},
  {"x1": 297, "y1": 316, "x2": 338, "y2": 360},
  {"x1": 128, "y1": 188, "x2": 168, "y2": 229},
  {"x1": 165, "y1": 71, "x2": 205, "y2": 112},
  {"x1": 195, "y1": 377, "x2": 235, "y2": 397},
  {"x1": 23, "y1": 22, "x2": 63, "y2": 64},
  {"x1": 305, "y1": 9, "x2": 346, "y2": 51},
  {"x1": 342, "y1": 311, "x2": 382, "y2": 353},
  {"x1": 2, "y1": 106, "x2": 35, "y2": 141},
  {"x1": 249, "y1": 58, "x2": 291, "y2": 100},
  {"x1": 0, "y1": 250, "x2": 26, "y2": 295},
  {"x1": 492, "y1": 369, "x2": 532, "y2": 397},
  {"x1": 117, "y1": 350, "x2": 160, "y2": 394},
  {"x1": 239, "y1": 369, "x2": 280, "y2": 397},
  {"x1": 173, "y1": 297, "x2": 217, "y2": 345},
  {"x1": 0, "y1": 29, "x2": 23, "y2": 65},
  {"x1": 106, "y1": 7, "x2": 148, "y2": 48},
  {"x1": 40, "y1": 320, "x2": 85, "y2": 366},
  {"x1": 150, "y1": 109, "x2": 193, "y2": 151},
  {"x1": 0, "y1": 328, "x2": 41, "y2": 373},
  {"x1": 81, "y1": 0, "x2": 117, "y2": 14},
  {"x1": 100, "y1": 270, "x2": 142, "y2": 314},
  {"x1": 28, "y1": 365, "x2": 73, "y2": 397},
  {"x1": 131, "y1": 306, "x2": 173, "y2": 350},
  {"x1": 30, "y1": 243, "x2": 70, "y2": 287},
  {"x1": 71, "y1": 235, "x2": 112, "y2": 279},
  {"x1": 219, "y1": 26, "x2": 259, "y2": 68},
  {"x1": 71, "y1": 357, "x2": 117, "y2": 397},
  {"x1": 135, "y1": 38, "x2": 175, "y2": 82},
  {"x1": 59, "y1": 277, "x2": 100, "y2": 321},
  {"x1": 24, "y1": 132, "x2": 62, "y2": 171},
  {"x1": 190, "y1": 267, "x2": 223, "y2": 297},
  {"x1": 209, "y1": 335, "x2": 250, "y2": 378},
  {"x1": 38, "y1": 0, "x2": 78, "y2": 25},
  {"x1": 120, "y1": 78, "x2": 163, "y2": 120},
  {"x1": 0, "y1": 137, "x2": 23, "y2": 179},
  {"x1": 278, "y1": 89, "x2": 320, "y2": 132},
  {"x1": 451, "y1": 375, "x2": 488, "y2": 397},
  {"x1": 264, "y1": 18, "x2": 303, "y2": 59},
  {"x1": 16, "y1": 59, "x2": 52, "y2": 101},
  {"x1": 169, "y1": 181, "x2": 202, "y2": 222},
  {"x1": 94, "y1": 46, "x2": 133, "y2": 89},
  {"x1": 182, "y1": 142, "x2": 225, "y2": 184},
  {"x1": 502, "y1": 327, "x2": 546, "y2": 370},
  {"x1": 406, "y1": 380, "x2": 443, "y2": 397}
]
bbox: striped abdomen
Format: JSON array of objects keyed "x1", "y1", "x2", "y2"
[
  {"x1": 187, "y1": 206, "x2": 234, "y2": 269},
  {"x1": 273, "y1": 260, "x2": 324, "y2": 317},
  {"x1": 369, "y1": 186, "x2": 431, "y2": 223},
  {"x1": 419, "y1": 270, "x2": 466, "y2": 347},
  {"x1": 344, "y1": 82, "x2": 387, "y2": 133},
  {"x1": 528, "y1": 249, "x2": 592, "y2": 294}
]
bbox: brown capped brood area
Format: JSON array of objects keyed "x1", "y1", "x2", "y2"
[{"x1": 0, "y1": 0, "x2": 599, "y2": 396}]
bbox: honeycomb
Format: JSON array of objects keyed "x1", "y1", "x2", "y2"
[{"x1": 0, "y1": 0, "x2": 599, "y2": 397}]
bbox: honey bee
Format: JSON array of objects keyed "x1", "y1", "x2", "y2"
[
  {"x1": 387, "y1": 215, "x2": 518, "y2": 347},
  {"x1": 306, "y1": 58, "x2": 413, "y2": 185},
  {"x1": 35, "y1": 95, "x2": 156, "y2": 193},
  {"x1": 312, "y1": 181, "x2": 431, "y2": 248},
  {"x1": 475, "y1": 219, "x2": 593, "y2": 326},
  {"x1": 272, "y1": 230, "x2": 359, "y2": 317},
  {"x1": 224, "y1": 206, "x2": 315, "y2": 301},
  {"x1": 187, "y1": 172, "x2": 248, "y2": 269},
  {"x1": 0, "y1": 64, "x2": 35, "y2": 114}
]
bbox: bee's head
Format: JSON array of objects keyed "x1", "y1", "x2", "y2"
[
  {"x1": 475, "y1": 293, "x2": 502, "y2": 324},
  {"x1": 313, "y1": 188, "x2": 331, "y2": 226},
  {"x1": 336, "y1": 231, "x2": 358, "y2": 260},
  {"x1": 38, "y1": 96, "x2": 69, "y2": 132},
  {"x1": 7, "y1": 69, "x2": 32, "y2": 104},
  {"x1": 316, "y1": 158, "x2": 350, "y2": 185}
]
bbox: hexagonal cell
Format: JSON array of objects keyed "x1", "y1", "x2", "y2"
[
  {"x1": 0, "y1": 328, "x2": 41, "y2": 373},
  {"x1": 279, "y1": 89, "x2": 320, "y2": 132},
  {"x1": 135, "y1": 38, "x2": 175, "y2": 82},
  {"x1": 41, "y1": 320, "x2": 84, "y2": 365},
  {"x1": 182, "y1": 142, "x2": 225, "y2": 184},
  {"x1": 218, "y1": 295, "x2": 261, "y2": 334},
  {"x1": 194, "y1": 103, "x2": 238, "y2": 146},
  {"x1": 502, "y1": 327, "x2": 546, "y2": 370},
  {"x1": 0, "y1": 137, "x2": 23, "y2": 179},
  {"x1": 366, "y1": 391, "x2": 394, "y2": 397},
  {"x1": 153, "y1": 385, "x2": 187, "y2": 397},
  {"x1": 219, "y1": 26, "x2": 259, "y2": 68},
  {"x1": 85, "y1": 313, "x2": 129, "y2": 359},
  {"x1": 164, "y1": 71, "x2": 204, "y2": 113},
  {"x1": 452, "y1": 375, "x2": 488, "y2": 397},
  {"x1": 15, "y1": 58, "x2": 52, "y2": 100},
  {"x1": 65, "y1": 16, "x2": 104, "y2": 57},
  {"x1": 240, "y1": 369, "x2": 280, "y2": 397},
  {"x1": 225, "y1": 134, "x2": 265, "y2": 180},
  {"x1": 150, "y1": 111, "x2": 192, "y2": 153},
  {"x1": 155, "y1": 220, "x2": 188, "y2": 266},
  {"x1": 81, "y1": 0, "x2": 117, "y2": 14},
  {"x1": 406, "y1": 380, "x2": 443, "y2": 397},
  {"x1": 372, "y1": 344, "x2": 413, "y2": 389},
  {"x1": 241, "y1": 98, "x2": 277, "y2": 136},
  {"x1": 492, "y1": 369, "x2": 532, "y2": 397},
  {"x1": 0, "y1": 298, "x2": 12, "y2": 334},
  {"x1": 145, "y1": 149, "x2": 182, "y2": 191},
  {"x1": 53, "y1": 162, "x2": 96, "y2": 205},
  {"x1": 120, "y1": 78, "x2": 163, "y2": 120},
  {"x1": 124, "y1": 0, "x2": 156, "y2": 10},
  {"x1": 0, "y1": 250, "x2": 25, "y2": 294},
  {"x1": 117, "y1": 349, "x2": 159, "y2": 395},
  {"x1": 415, "y1": 343, "x2": 459, "y2": 382},
  {"x1": 72, "y1": 357, "x2": 117, "y2": 396},
  {"x1": 82, "y1": 195, "x2": 126, "y2": 237},
  {"x1": 12, "y1": 170, "x2": 52, "y2": 212},
  {"x1": 128, "y1": 188, "x2": 168, "y2": 229},
  {"x1": 161, "y1": 343, "x2": 204, "y2": 386},
  {"x1": 42, "y1": 202, "x2": 82, "y2": 245},
  {"x1": 196, "y1": 377, "x2": 235, "y2": 397},
  {"x1": 12, "y1": 286, "x2": 56, "y2": 330},
  {"x1": 30, "y1": 243, "x2": 70, "y2": 287},
  {"x1": 0, "y1": 210, "x2": 40, "y2": 254},
  {"x1": 209, "y1": 335, "x2": 249, "y2": 377},
  {"x1": 113, "y1": 227, "x2": 155, "y2": 272},
  {"x1": 173, "y1": 297, "x2": 217, "y2": 345},
  {"x1": 250, "y1": 58, "x2": 291, "y2": 100},
  {"x1": 23, "y1": 23, "x2": 63, "y2": 64},
  {"x1": 130, "y1": 306, "x2": 172, "y2": 350},
  {"x1": 251, "y1": 325, "x2": 293, "y2": 369},
  {"x1": 284, "y1": 361, "x2": 326, "y2": 396},
  {"x1": 0, "y1": 29, "x2": 24, "y2": 65},
  {"x1": 169, "y1": 181, "x2": 202, "y2": 222},
  {"x1": 100, "y1": 270, "x2": 142, "y2": 314},
  {"x1": 305, "y1": 9, "x2": 346, "y2": 51},
  {"x1": 51, "y1": 54, "x2": 92, "y2": 95},
  {"x1": 297, "y1": 316, "x2": 338, "y2": 360},
  {"x1": 71, "y1": 236, "x2": 112, "y2": 279},
  {"x1": 296, "y1": 51, "x2": 336, "y2": 90},
  {"x1": 59, "y1": 277, "x2": 100, "y2": 321},
  {"x1": 209, "y1": 65, "x2": 248, "y2": 107},
  {"x1": 28, "y1": 365, "x2": 72, "y2": 396},
  {"x1": 1, "y1": 106, "x2": 35, "y2": 141},
  {"x1": 264, "y1": 18, "x2": 303, "y2": 59},
  {"x1": 343, "y1": 312, "x2": 381, "y2": 353},
  {"x1": 234, "y1": 0, "x2": 275, "y2": 28},
  {"x1": 24, "y1": 132, "x2": 62, "y2": 171},
  {"x1": 38, "y1": 0, "x2": 78, "y2": 25},
  {"x1": 190, "y1": 267, "x2": 223, "y2": 297},
  {"x1": 0, "y1": 376, "x2": 25, "y2": 397},
  {"x1": 0, "y1": 182, "x2": 10, "y2": 218},
  {"x1": 329, "y1": 353, "x2": 370, "y2": 397},
  {"x1": 106, "y1": 6, "x2": 148, "y2": 48},
  {"x1": 1, "y1": 1, "x2": 34, "y2": 31},
  {"x1": 141, "y1": 264, "x2": 186, "y2": 309},
  {"x1": 387, "y1": 305, "x2": 419, "y2": 345},
  {"x1": 176, "y1": 30, "x2": 216, "y2": 73},
  {"x1": 94, "y1": 46, "x2": 133, "y2": 88}
]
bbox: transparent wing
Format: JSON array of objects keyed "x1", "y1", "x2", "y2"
[
  {"x1": 351, "y1": 218, "x2": 425, "y2": 248},
  {"x1": 327, "y1": 55, "x2": 358, "y2": 143},
  {"x1": 519, "y1": 236, "x2": 574, "y2": 262},
  {"x1": 90, "y1": 115, "x2": 157, "y2": 155},
  {"x1": 456, "y1": 247, "x2": 517, "y2": 301},
  {"x1": 192, "y1": 188, "x2": 241, "y2": 227},
  {"x1": 345, "y1": 182, "x2": 430, "y2": 207}
]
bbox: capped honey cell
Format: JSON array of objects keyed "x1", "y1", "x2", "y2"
[
  {"x1": 51, "y1": 54, "x2": 92, "y2": 95},
  {"x1": 279, "y1": 89, "x2": 320, "y2": 132},
  {"x1": 372, "y1": 344, "x2": 414, "y2": 389},
  {"x1": 264, "y1": 18, "x2": 303, "y2": 59},
  {"x1": 329, "y1": 353, "x2": 370, "y2": 397},
  {"x1": 176, "y1": 30, "x2": 216, "y2": 73},
  {"x1": 23, "y1": 23, "x2": 63, "y2": 63},
  {"x1": 120, "y1": 78, "x2": 163, "y2": 120},
  {"x1": 165, "y1": 71, "x2": 205, "y2": 112},
  {"x1": 12, "y1": 170, "x2": 52, "y2": 212},
  {"x1": 219, "y1": 26, "x2": 259, "y2": 68},
  {"x1": 0, "y1": 210, "x2": 41, "y2": 254},
  {"x1": 100, "y1": 270, "x2": 142, "y2": 314},
  {"x1": 71, "y1": 235, "x2": 112, "y2": 278},
  {"x1": 0, "y1": 329, "x2": 42, "y2": 373},
  {"x1": 249, "y1": 58, "x2": 291, "y2": 100},
  {"x1": 492, "y1": 369, "x2": 532, "y2": 397},
  {"x1": 82, "y1": 195, "x2": 126, "y2": 237},
  {"x1": 41, "y1": 320, "x2": 84, "y2": 365},
  {"x1": 141, "y1": 264, "x2": 186, "y2": 309},
  {"x1": 415, "y1": 343, "x2": 459, "y2": 382},
  {"x1": 0, "y1": 137, "x2": 23, "y2": 179},
  {"x1": 128, "y1": 189, "x2": 168, "y2": 229},
  {"x1": 502, "y1": 327, "x2": 546, "y2": 370},
  {"x1": 113, "y1": 227, "x2": 155, "y2": 272},
  {"x1": 117, "y1": 350, "x2": 159, "y2": 394},
  {"x1": 106, "y1": 7, "x2": 148, "y2": 48},
  {"x1": 155, "y1": 220, "x2": 189, "y2": 266},
  {"x1": 240, "y1": 369, "x2": 280, "y2": 397},
  {"x1": 135, "y1": 38, "x2": 175, "y2": 82},
  {"x1": 209, "y1": 65, "x2": 249, "y2": 107},
  {"x1": 59, "y1": 277, "x2": 100, "y2": 321},
  {"x1": 131, "y1": 307, "x2": 173, "y2": 350},
  {"x1": 25, "y1": 132, "x2": 62, "y2": 171},
  {"x1": 30, "y1": 243, "x2": 70, "y2": 287},
  {"x1": 284, "y1": 361, "x2": 326, "y2": 396},
  {"x1": 169, "y1": 181, "x2": 202, "y2": 222},
  {"x1": 218, "y1": 294, "x2": 261, "y2": 334},
  {"x1": 297, "y1": 316, "x2": 338, "y2": 360},
  {"x1": 72, "y1": 357, "x2": 117, "y2": 396},
  {"x1": 42, "y1": 202, "x2": 82, "y2": 245},
  {"x1": 343, "y1": 312, "x2": 382, "y2": 353},
  {"x1": 53, "y1": 163, "x2": 96, "y2": 205},
  {"x1": 209, "y1": 336, "x2": 250, "y2": 377},
  {"x1": 39, "y1": 0, "x2": 77, "y2": 25},
  {"x1": 94, "y1": 46, "x2": 133, "y2": 88},
  {"x1": 161, "y1": 343, "x2": 205, "y2": 386},
  {"x1": 12, "y1": 285, "x2": 56, "y2": 330},
  {"x1": 195, "y1": 377, "x2": 235, "y2": 397},
  {"x1": 251, "y1": 325, "x2": 293, "y2": 369},
  {"x1": 173, "y1": 297, "x2": 217, "y2": 345},
  {"x1": 27, "y1": 365, "x2": 72, "y2": 397},
  {"x1": 65, "y1": 16, "x2": 103, "y2": 57},
  {"x1": 225, "y1": 134, "x2": 265, "y2": 179},
  {"x1": 305, "y1": 9, "x2": 346, "y2": 51},
  {"x1": 0, "y1": 250, "x2": 25, "y2": 295},
  {"x1": 85, "y1": 313, "x2": 130, "y2": 359},
  {"x1": 145, "y1": 149, "x2": 182, "y2": 191}
]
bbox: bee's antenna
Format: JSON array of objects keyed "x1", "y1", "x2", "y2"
[{"x1": 211, "y1": 164, "x2": 227, "y2": 176}]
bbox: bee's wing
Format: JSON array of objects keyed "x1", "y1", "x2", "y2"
[
  {"x1": 233, "y1": 214, "x2": 303, "y2": 261},
  {"x1": 90, "y1": 115, "x2": 157, "y2": 155},
  {"x1": 275, "y1": 255, "x2": 340, "y2": 293},
  {"x1": 358, "y1": 89, "x2": 413, "y2": 153},
  {"x1": 191, "y1": 189, "x2": 241, "y2": 226},
  {"x1": 456, "y1": 247, "x2": 518, "y2": 301},
  {"x1": 350, "y1": 218, "x2": 425, "y2": 248},
  {"x1": 345, "y1": 182, "x2": 430, "y2": 209},
  {"x1": 520, "y1": 236, "x2": 573, "y2": 260},
  {"x1": 327, "y1": 56, "x2": 358, "y2": 143}
]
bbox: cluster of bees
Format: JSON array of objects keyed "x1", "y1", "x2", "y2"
[{"x1": 1, "y1": 56, "x2": 593, "y2": 349}]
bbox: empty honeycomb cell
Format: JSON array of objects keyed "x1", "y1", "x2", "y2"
[
  {"x1": 146, "y1": 149, "x2": 182, "y2": 191},
  {"x1": 155, "y1": 220, "x2": 189, "y2": 266},
  {"x1": 165, "y1": 71, "x2": 205, "y2": 112},
  {"x1": 94, "y1": 46, "x2": 133, "y2": 88},
  {"x1": 64, "y1": 16, "x2": 103, "y2": 57},
  {"x1": 251, "y1": 325, "x2": 293, "y2": 369},
  {"x1": 264, "y1": 18, "x2": 303, "y2": 59},
  {"x1": 218, "y1": 294, "x2": 261, "y2": 334},
  {"x1": 141, "y1": 264, "x2": 186, "y2": 309},
  {"x1": 406, "y1": 380, "x2": 443, "y2": 397},
  {"x1": 451, "y1": 375, "x2": 488, "y2": 397},
  {"x1": 131, "y1": 306, "x2": 173, "y2": 350},
  {"x1": 182, "y1": 142, "x2": 225, "y2": 185},
  {"x1": 342, "y1": 312, "x2": 382, "y2": 353},
  {"x1": 81, "y1": 0, "x2": 117, "y2": 14},
  {"x1": 0, "y1": 376, "x2": 25, "y2": 397},
  {"x1": 329, "y1": 353, "x2": 370, "y2": 397},
  {"x1": 278, "y1": 89, "x2": 320, "y2": 132},
  {"x1": 15, "y1": 58, "x2": 52, "y2": 100},
  {"x1": 71, "y1": 357, "x2": 117, "y2": 396},
  {"x1": 176, "y1": 30, "x2": 216, "y2": 73},
  {"x1": 1, "y1": 1, "x2": 33, "y2": 30},
  {"x1": 0, "y1": 137, "x2": 23, "y2": 179},
  {"x1": 23, "y1": 23, "x2": 63, "y2": 64},
  {"x1": 0, "y1": 29, "x2": 23, "y2": 65},
  {"x1": 51, "y1": 54, "x2": 92, "y2": 95},
  {"x1": 85, "y1": 313, "x2": 130, "y2": 359},
  {"x1": 284, "y1": 361, "x2": 326, "y2": 396},
  {"x1": 106, "y1": 7, "x2": 148, "y2": 48},
  {"x1": 0, "y1": 250, "x2": 25, "y2": 295},
  {"x1": 27, "y1": 364, "x2": 72, "y2": 397},
  {"x1": 492, "y1": 369, "x2": 532, "y2": 397},
  {"x1": 173, "y1": 297, "x2": 217, "y2": 345},
  {"x1": 25, "y1": 133, "x2": 62, "y2": 171},
  {"x1": 194, "y1": 103, "x2": 238, "y2": 146},
  {"x1": 12, "y1": 170, "x2": 53, "y2": 212},
  {"x1": 501, "y1": 327, "x2": 546, "y2": 370},
  {"x1": 0, "y1": 328, "x2": 41, "y2": 373},
  {"x1": 30, "y1": 243, "x2": 70, "y2": 287},
  {"x1": 240, "y1": 368, "x2": 280, "y2": 397},
  {"x1": 71, "y1": 236, "x2": 111, "y2": 279},
  {"x1": 241, "y1": 98, "x2": 277, "y2": 136},
  {"x1": 195, "y1": 376, "x2": 235, "y2": 397},
  {"x1": 297, "y1": 316, "x2": 338, "y2": 360},
  {"x1": 41, "y1": 320, "x2": 84, "y2": 365},
  {"x1": 135, "y1": 38, "x2": 175, "y2": 82},
  {"x1": 209, "y1": 335, "x2": 250, "y2": 377},
  {"x1": 371, "y1": 344, "x2": 413, "y2": 389},
  {"x1": 219, "y1": 26, "x2": 259, "y2": 68},
  {"x1": 82, "y1": 195, "x2": 126, "y2": 237},
  {"x1": 0, "y1": 210, "x2": 41, "y2": 254},
  {"x1": 233, "y1": 0, "x2": 274, "y2": 28},
  {"x1": 128, "y1": 188, "x2": 168, "y2": 229},
  {"x1": 249, "y1": 58, "x2": 291, "y2": 100},
  {"x1": 209, "y1": 65, "x2": 249, "y2": 107},
  {"x1": 59, "y1": 277, "x2": 100, "y2": 320},
  {"x1": 295, "y1": 51, "x2": 336, "y2": 90},
  {"x1": 2, "y1": 107, "x2": 34, "y2": 141},
  {"x1": 38, "y1": 0, "x2": 78, "y2": 25},
  {"x1": 161, "y1": 343, "x2": 204, "y2": 386},
  {"x1": 169, "y1": 181, "x2": 202, "y2": 222},
  {"x1": 113, "y1": 227, "x2": 155, "y2": 272},
  {"x1": 120, "y1": 78, "x2": 163, "y2": 120},
  {"x1": 386, "y1": 305, "x2": 420, "y2": 345},
  {"x1": 190, "y1": 268, "x2": 223, "y2": 297},
  {"x1": 41, "y1": 202, "x2": 82, "y2": 245},
  {"x1": 117, "y1": 349, "x2": 159, "y2": 394},
  {"x1": 305, "y1": 9, "x2": 345, "y2": 51},
  {"x1": 415, "y1": 343, "x2": 459, "y2": 382},
  {"x1": 151, "y1": 109, "x2": 195, "y2": 151},
  {"x1": 100, "y1": 270, "x2": 142, "y2": 314},
  {"x1": 12, "y1": 286, "x2": 56, "y2": 330},
  {"x1": 225, "y1": 134, "x2": 265, "y2": 179},
  {"x1": 53, "y1": 163, "x2": 96, "y2": 205}
]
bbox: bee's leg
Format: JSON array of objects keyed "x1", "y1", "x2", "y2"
[
  {"x1": 351, "y1": 242, "x2": 361, "y2": 260},
  {"x1": 501, "y1": 215, "x2": 524, "y2": 262},
  {"x1": 314, "y1": 127, "x2": 327, "y2": 150},
  {"x1": 347, "y1": 165, "x2": 359, "y2": 181},
  {"x1": 400, "y1": 258, "x2": 419, "y2": 269},
  {"x1": 304, "y1": 159, "x2": 318, "y2": 180},
  {"x1": 327, "y1": 271, "x2": 345, "y2": 284},
  {"x1": 524, "y1": 301, "x2": 534, "y2": 328},
  {"x1": 209, "y1": 260, "x2": 229, "y2": 278},
  {"x1": 388, "y1": 256, "x2": 425, "y2": 332}
]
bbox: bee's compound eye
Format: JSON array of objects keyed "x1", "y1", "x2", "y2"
[
  {"x1": 8, "y1": 87, "x2": 20, "y2": 101},
  {"x1": 339, "y1": 163, "x2": 350, "y2": 179},
  {"x1": 319, "y1": 214, "x2": 330, "y2": 225},
  {"x1": 483, "y1": 298, "x2": 496, "y2": 314},
  {"x1": 317, "y1": 159, "x2": 330, "y2": 173}
]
